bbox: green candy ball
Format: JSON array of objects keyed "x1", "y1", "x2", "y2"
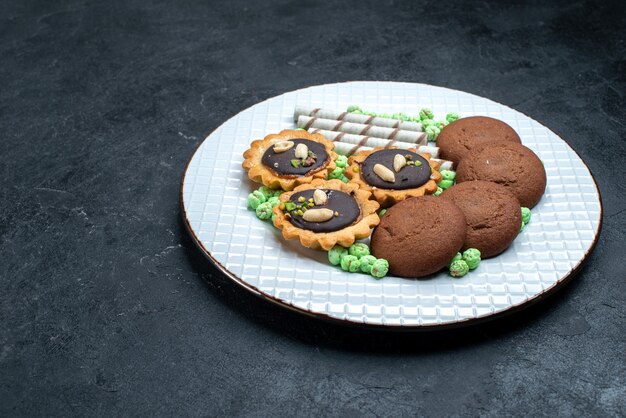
[
  {"x1": 433, "y1": 187, "x2": 443, "y2": 196},
  {"x1": 448, "y1": 252, "x2": 462, "y2": 267},
  {"x1": 341, "y1": 255, "x2": 361, "y2": 272},
  {"x1": 419, "y1": 108, "x2": 434, "y2": 121},
  {"x1": 352, "y1": 109, "x2": 364, "y2": 115},
  {"x1": 359, "y1": 255, "x2": 377, "y2": 274},
  {"x1": 521, "y1": 207, "x2": 531, "y2": 225},
  {"x1": 347, "y1": 105, "x2": 362, "y2": 112},
  {"x1": 335, "y1": 155, "x2": 349, "y2": 168},
  {"x1": 247, "y1": 190, "x2": 266, "y2": 209},
  {"x1": 328, "y1": 167, "x2": 344, "y2": 180},
  {"x1": 438, "y1": 179, "x2": 454, "y2": 190},
  {"x1": 255, "y1": 202, "x2": 273, "y2": 220},
  {"x1": 371, "y1": 259, "x2": 389, "y2": 279},
  {"x1": 421, "y1": 118, "x2": 435, "y2": 127},
  {"x1": 378, "y1": 209, "x2": 387, "y2": 217},
  {"x1": 446, "y1": 112, "x2": 460, "y2": 123},
  {"x1": 257, "y1": 186, "x2": 273, "y2": 199},
  {"x1": 519, "y1": 221, "x2": 526, "y2": 233},
  {"x1": 340, "y1": 176, "x2": 349, "y2": 183},
  {"x1": 267, "y1": 197, "x2": 280, "y2": 207},
  {"x1": 425, "y1": 125, "x2": 441, "y2": 141},
  {"x1": 462, "y1": 248, "x2": 481, "y2": 270},
  {"x1": 364, "y1": 111, "x2": 377, "y2": 117},
  {"x1": 440, "y1": 170, "x2": 456, "y2": 181},
  {"x1": 348, "y1": 243, "x2": 370, "y2": 258},
  {"x1": 328, "y1": 245, "x2": 348, "y2": 266},
  {"x1": 449, "y1": 259, "x2": 469, "y2": 277}
]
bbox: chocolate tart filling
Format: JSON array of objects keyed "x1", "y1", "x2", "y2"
[
  {"x1": 360, "y1": 149, "x2": 431, "y2": 190},
  {"x1": 262, "y1": 138, "x2": 329, "y2": 177},
  {"x1": 285, "y1": 189, "x2": 360, "y2": 233}
]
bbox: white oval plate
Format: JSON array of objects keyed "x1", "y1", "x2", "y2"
[{"x1": 181, "y1": 81, "x2": 602, "y2": 329}]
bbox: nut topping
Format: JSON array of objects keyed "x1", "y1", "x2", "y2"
[
  {"x1": 393, "y1": 154, "x2": 407, "y2": 172},
  {"x1": 294, "y1": 143, "x2": 309, "y2": 160},
  {"x1": 302, "y1": 208, "x2": 334, "y2": 222},
  {"x1": 313, "y1": 189, "x2": 328, "y2": 205},
  {"x1": 373, "y1": 163, "x2": 395, "y2": 183},
  {"x1": 273, "y1": 140, "x2": 294, "y2": 153}
]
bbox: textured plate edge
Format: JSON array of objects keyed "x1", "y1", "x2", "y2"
[{"x1": 179, "y1": 81, "x2": 604, "y2": 331}]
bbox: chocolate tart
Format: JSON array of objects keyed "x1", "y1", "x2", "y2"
[
  {"x1": 272, "y1": 179, "x2": 380, "y2": 251},
  {"x1": 242, "y1": 129, "x2": 337, "y2": 191},
  {"x1": 344, "y1": 147, "x2": 442, "y2": 208}
]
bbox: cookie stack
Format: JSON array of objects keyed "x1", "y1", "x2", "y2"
[{"x1": 370, "y1": 116, "x2": 546, "y2": 277}]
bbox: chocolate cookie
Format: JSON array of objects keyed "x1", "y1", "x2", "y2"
[
  {"x1": 455, "y1": 142, "x2": 546, "y2": 208},
  {"x1": 440, "y1": 181, "x2": 522, "y2": 258},
  {"x1": 370, "y1": 196, "x2": 466, "y2": 278},
  {"x1": 437, "y1": 116, "x2": 521, "y2": 165}
]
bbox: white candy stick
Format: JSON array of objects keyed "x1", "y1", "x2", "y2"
[
  {"x1": 431, "y1": 159, "x2": 454, "y2": 171},
  {"x1": 308, "y1": 129, "x2": 439, "y2": 157},
  {"x1": 332, "y1": 141, "x2": 373, "y2": 156},
  {"x1": 294, "y1": 106, "x2": 423, "y2": 132},
  {"x1": 298, "y1": 115, "x2": 428, "y2": 146}
]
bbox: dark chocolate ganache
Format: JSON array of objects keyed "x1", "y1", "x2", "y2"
[
  {"x1": 360, "y1": 149, "x2": 431, "y2": 190},
  {"x1": 262, "y1": 138, "x2": 329, "y2": 177},
  {"x1": 286, "y1": 189, "x2": 360, "y2": 233}
]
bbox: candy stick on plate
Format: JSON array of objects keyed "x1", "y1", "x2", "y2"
[
  {"x1": 294, "y1": 106, "x2": 423, "y2": 132},
  {"x1": 308, "y1": 128, "x2": 440, "y2": 157},
  {"x1": 297, "y1": 115, "x2": 428, "y2": 146}
]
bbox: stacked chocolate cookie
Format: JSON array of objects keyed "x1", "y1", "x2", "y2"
[{"x1": 370, "y1": 116, "x2": 546, "y2": 278}]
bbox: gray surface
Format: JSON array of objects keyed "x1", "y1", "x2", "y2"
[{"x1": 1, "y1": 0, "x2": 625, "y2": 416}]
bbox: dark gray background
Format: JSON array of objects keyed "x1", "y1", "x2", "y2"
[{"x1": 1, "y1": 0, "x2": 625, "y2": 416}]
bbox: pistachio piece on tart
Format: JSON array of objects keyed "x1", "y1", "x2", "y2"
[
  {"x1": 272, "y1": 179, "x2": 380, "y2": 251},
  {"x1": 242, "y1": 129, "x2": 338, "y2": 191},
  {"x1": 344, "y1": 147, "x2": 442, "y2": 208}
]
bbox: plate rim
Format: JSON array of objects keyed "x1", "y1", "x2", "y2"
[{"x1": 180, "y1": 80, "x2": 603, "y2": 331}]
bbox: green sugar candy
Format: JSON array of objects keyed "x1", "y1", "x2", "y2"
[
  {"x1": 335, "y1": 155, "x2": 348, "y2": 168},
  {"x1": 341, "y1": 255, "x2": 361, "y2": 272},
  {"x1": 328, "y1": 245, "x2": 348, "y2": 266},
  {"x1": 521, "y1": 207, "x2": 531, "y2": 225},
  {"x1": 379, "y1": 113, "x2": 391, "y2": 119},
  {"x1": 419, "y1": 108, "x2": 434, "y2": 121},
  {"x1": 440, "y1": 170, "x2": 456, "y2": 181},
  {"x1": 359, "y1": 255, "x2": 377, "y2": 274},
  {"x1": 519, "y1": 221, "x2": 526, "y2": 233},
  {"x1": 340, "y1": 175, "x2": 349, "y2": 183},
  {"x1": 255, "y1": 202, "x2": 273, "y2": 220},
  {"x1": 247, "y1": 190, "x2": 266, "y2": 209},
  {"x1": 446, "y1": 112, "x2": 460, "y2": 123},
  {"x1": 348, "y1": 243, "x2": 370, "y2": 258},
  {"x1": 328, "y1": 167, "x2": 344, "y2": 180},
  {"x1": 449, "y1": 259, "x2": 469, "y2": 277},
  {"x1": 425, "y1": 125, "x2": 441, "y2": 141},
  {"x1": 271, "y1": 213, "x2": 277, "y2": 223},
  {"x1": 267, "y1": 196, "x2": 280, "y2": 207},
  {"x1": 378, "y1": 209, "x2": 387, "y2": 217},
  {"x1": 257, "y1": 186, "x2": 273, "y2": 199},
  {"x1": 462, "y1": 248, "x2": 481, "y2": 270},
  {"x1": 433, "y1": 187, "x2": 443, "y2": 196},
  {"x1": 347, "y1": 105, "x2": 362, "y2": 112},
  {"x1": 421, "y1": 118, "x2": 435, "y2": 127},
  {"x1": 438, "y1": 179, "x2": 454, "y2": 190},
  {"x1": 448, "y1": 252, "x2": 462, "y2": 267},
  {"x1": 371, "y1": 259, "x2": 389, "y2": 279},
  {"x1": 364, "y1": 111, "x2": 377, "y2": 117}
]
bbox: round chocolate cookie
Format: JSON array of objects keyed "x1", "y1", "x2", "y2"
[
  {"x1": 440, "y1": 181, "x2": 522, "y2": 258},
  {"x1": 370, "y1": 196, "x2": 466, "y2": 278},
  {"x1": 437, "y1": 116, "x2": 521, "y2": 164},
  {"x1": 456, "y1": 142, "x2": 546, "y2": 208}
]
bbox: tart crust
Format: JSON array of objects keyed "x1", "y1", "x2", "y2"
[
  {"x1": 242, "y1": 129, "x2": 337, "y2": 191},
  {"x1": 344, "y1": 147, "x2": 442, "y2": 208},
  {"x1": 272, "y1": 179, "x2": 380, "y2": 251}
]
